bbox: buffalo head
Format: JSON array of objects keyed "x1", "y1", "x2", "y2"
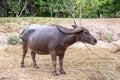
[
  {"x1": 57, "y1": 21, "x2": 97, "y2": 45},
  {"x1": 74, "y1": 27, "x2": 97, "y2": 45},
  {"x1": 72, "y1": 21, "x2": 97, "y2": 45}
]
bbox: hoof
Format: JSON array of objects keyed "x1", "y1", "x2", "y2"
[
  {"x1": 52, "y1": 71, "x2": 59, "y2": 76},
  {"x1": 20, "y1": 64, "x2": 25, "y2": 68},
  {"x1": 33, "y1": 65, "x2": 39, "y2": 69},
  {"x1": 59, "y1": 70, "x2": 66, "y2": 75}
]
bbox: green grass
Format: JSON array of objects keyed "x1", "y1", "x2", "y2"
[
  {"x1": 0, "y1": 17, "x2": 120, "y2": 27},
  {"x1": 0, "y1": 17, "x2": 73, "y2": 27},
  {"x1": 0, "y1": 17, "x2": 55, "y2": 26}
]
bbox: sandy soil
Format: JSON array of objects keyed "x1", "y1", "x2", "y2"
[{"x1": 0, "y1": 45, "x2": 120, "y2": 80}]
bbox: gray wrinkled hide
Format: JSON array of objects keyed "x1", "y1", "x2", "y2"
[{"x1": 21, "y1": 24, "x2": 75, "y2": 55}]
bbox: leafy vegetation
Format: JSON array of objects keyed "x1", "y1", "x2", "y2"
[
  {"x1": 106, "y1": 34, "x2": 113, "y2": 43},
  {"x1": 8, "y1": 34, "x2": 21, "y2": 45},
  {"x1": 0, "y1": 0, "x2": 120, "y2": 18}
]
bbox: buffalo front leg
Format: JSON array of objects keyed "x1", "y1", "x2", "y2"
[
  {"x1": 59, "y1": 54, "x2": 66, "y2": 75},
  {"x1": 31, "y1": 51, "x2": 39, "y2": 69},
  {"x1": 20, "y1": 41, "x2": 28, "y2": 67},
  {"x1": 51, "y1": 51, "x2": 59, "y2": 76}
]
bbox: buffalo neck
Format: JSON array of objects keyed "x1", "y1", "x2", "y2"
[{"x1": 62, "y1": 34, "x2": 76, "y2": 47}]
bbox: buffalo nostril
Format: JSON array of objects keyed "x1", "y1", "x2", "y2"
[{"x1": 94, "y1": 39, "x2": 97, "y2": 43}]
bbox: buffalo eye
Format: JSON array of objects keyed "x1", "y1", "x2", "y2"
[{"x1": 84, "y1": 32, "x2": 89, "y2": 35}]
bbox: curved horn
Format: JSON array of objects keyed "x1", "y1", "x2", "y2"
[
  {"x1": 56, "y1": 26, "x2": 83, "y2": 35},
  {"x1": 74, "y1": 20, "x2": 78, "y2": 27},
  {"x1": 72, "y1": 20, "x2": 78, "y2": 28}
]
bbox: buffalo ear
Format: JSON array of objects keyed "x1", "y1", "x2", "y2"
[
  {"x1": 74, "y1": 27, "x2": 84, "y2": 33},
  {"x1": 72, "y1": 25, "x2": 77, "y2": 29},
  {"x1": 79, "y1": 29, "x2": 84, "y2": 33}
]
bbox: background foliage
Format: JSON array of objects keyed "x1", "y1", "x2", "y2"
[{"x1": 0, "y1": 0, "x2": 120, "y2": 18}]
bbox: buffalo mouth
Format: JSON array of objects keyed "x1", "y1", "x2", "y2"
[
  {"x1": 81, "y1": 39, "x2": 90, "y2": 44},
  {"x1": 81, "y1": 39, "x2": 97, "y2": 45},
  {"x1": 91, "y1": 39, "x2": 97, "y2": 45}
]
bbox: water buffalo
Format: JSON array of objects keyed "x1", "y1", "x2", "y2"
[{"x1": 20, "y1": 22, "x2": 97, "y2": 76}]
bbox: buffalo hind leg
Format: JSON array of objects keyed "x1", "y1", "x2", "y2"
[
  {"x1": 31, "y1": 51, "x2": 39, "y2": 69},
  {"x1": 51, "y1": 51, "x2": 59, "y2": 76},
  {"x1": 20, "y1": 41, "x2": 28, "y2": 67},
  {"x1": 59, "y1": 54, "x2": 66, "y2": 75}
]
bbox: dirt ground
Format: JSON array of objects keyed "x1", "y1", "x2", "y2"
[
  {"x1": 0, "y1": 45, "x2": 120, "y2": 80},
  {"x1": 0, "y1": 18, "x2": 120, "y2": 80}
]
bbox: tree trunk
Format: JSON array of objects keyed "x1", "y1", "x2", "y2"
[
  {"x1": 5, "y1": 0, "x2": 8, "y2": 17},
  {"x1": 50, "y1": 9, "x2": 53, "y2": 17},
  {"x1": 18, "y1": 0, "x2": 22, "y2": 3},
  {"x1": 50, "y1": 12, "x2": 53, "y2": 17},
  {"x1": 17, "y1": 0, "x2": 28, "y2": 17},
  {"x1": 113, "y1": 11, "x2": 116, "y2": 18},
  {"x1": 113, "y1": 0, "x2": 117, "y2": 18},
  {"x1": 79, "y1": 2, "x2": 82, "y2": 26},
  {"x1": 97, "y1": 10, "x2": 100, "y2": 18}
]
